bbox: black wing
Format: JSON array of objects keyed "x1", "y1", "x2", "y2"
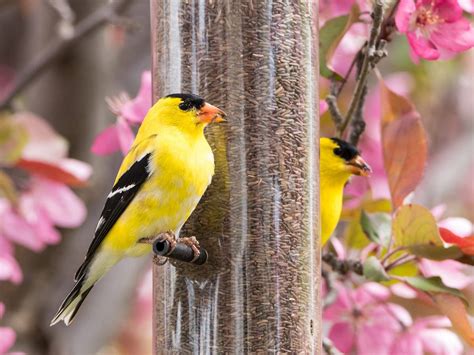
[{"x1": 74, "y1": 152, "x2": 153, "y2": 281}]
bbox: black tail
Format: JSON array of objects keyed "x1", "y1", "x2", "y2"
[{"x1": 50, "y1": 275, "x2": 93, "y2": 326}]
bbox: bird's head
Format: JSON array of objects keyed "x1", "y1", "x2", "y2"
[
  {"x1": 151, "y1": 93, "x2": 226, "y2": 134},
  {"x1": 320, "y1": 137, "x2": 371, "y2": 181}
]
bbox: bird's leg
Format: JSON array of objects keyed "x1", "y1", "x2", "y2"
[{"x1": 178, "y1": 236, "x2": 201, "y2": 262}]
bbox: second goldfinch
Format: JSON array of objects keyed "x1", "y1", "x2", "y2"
[
  {"x1": 51, "y1": 93, "x2": 225, "y2": 326},
  {"x1": 320, "y1": 137, "x2": 371, "y2": 246}
]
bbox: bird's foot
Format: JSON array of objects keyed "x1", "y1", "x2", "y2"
[
  {"x1": 158, "y1": 231, "x2": 178, "y2": 252},
  {"x1": 178, "y1": 236, "x2": 201, "y2": 262}
]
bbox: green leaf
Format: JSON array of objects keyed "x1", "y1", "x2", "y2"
[
  {"x1": 360, "y1": 210, "x2": 391, "y2": 247},
  {"x1": 363, "y1": 256, "x2": 390, "y2": 282},
  {"x1": 392, "y1": 204, "x2": 443, "y2": 251},
  {"x1": 410, "y1": 245, "x2": 463, "y2": 261},
  {"x1": 403, "y1": 276, "x2": 468, "y2": 305},
  {"x1": 319, "y1": 5, "x2": 359, "y2": 79}
]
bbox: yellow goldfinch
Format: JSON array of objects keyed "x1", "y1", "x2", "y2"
[
  {"x1": 320, "y1": 137, "x2": 371, "y2": 246},
  {"x1": 51, "y1": 93, "x2": 225, "y2": 326}
]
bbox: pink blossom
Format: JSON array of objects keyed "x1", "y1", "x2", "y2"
[
  {"x1": 319, "y1": 100, "x2": 328, "y2": 115},
  {"x1": 330, "y1": 23, "x2": 369, "y2": 76},
  {"x1": 0, "y1": 199, "x2": 43, "y2": 251},
  {"x1": 390, "y1": 316, "x2": 463, "y2": 355},
  {"x1": 120, "y1": 71, "x2": 152, "y2": 123},
  {"x1": 15, "y1": 112, "x2": 92, "y2": 184},
  {"x1": 419, "y1": 259, "x2": 473, "y2": 289},
  {"x1": 0, "y1": 327, "x2": 15, "y2": 354},
  {"x1": 91, "y1": 71, "x2": 152, "y2": 156},
  {"x1": 395, "y1": 0, "x2": 474, "y2": 61},
  {"x1": 324, "y1": 282, "x2": 404, "y2": 354},
  {"x1": 319, "y1": 0, "x2": 370, "y2": 26},
  {"x1": 91, "y1": 116, "x2": 134, "y2": 156},
  {"x1": 458, "y1": 0, "x2": 474, "y2": 13},
  {"x1": 0, "y1": 237, "x2": 22, "y2": 284}
]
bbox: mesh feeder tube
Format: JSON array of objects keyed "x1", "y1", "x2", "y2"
[{"x1": 151, "y1": 1, "x2": 321, "y2": 353}]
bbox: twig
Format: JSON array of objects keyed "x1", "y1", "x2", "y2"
[
  {"x1": 326, "y1": 80, "x2": 344, "y2": 129},
  {"x1": 380, "y1": 246, "x2": 406, "y2": 265},
  {"x1": 322, "y1": 252, "x2": 363, "y2": 276},
  {"x1": 322, "y1": 269, "x2": 338, "y2": 308},
  {"x1": 338, "y1": 0, "x2": 385, "y2": 138},
  {"x1": 0, "y1": 0, "x2": 132, "y2": 110},
  {"x1": 385, "y1": 254, "x2": 417, "y2": 271}
]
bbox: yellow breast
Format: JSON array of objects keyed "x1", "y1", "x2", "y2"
[
  {"x1": 320, "y1": 177, "x2": 345, "y2": 246},
  {"x1": 103, "y1": 129, "x2": 214, "y2": 256}
]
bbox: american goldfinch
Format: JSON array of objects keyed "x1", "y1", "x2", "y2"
[
  {"x1": 320, "y1": 137, "x2": 371, "y2": 246},
  {"x1": 51, "y1": 93, "x2": 225, "y2": 326}
]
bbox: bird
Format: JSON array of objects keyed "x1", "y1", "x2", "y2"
[
  {"x1": 51, "y1": 93, "x2": 226, "y2": 326},
  {"x1": 320, "y1": 137, "x2": 371, "y2": 246}
]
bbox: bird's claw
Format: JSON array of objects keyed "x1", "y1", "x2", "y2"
[
  {"x1": 178, "y1": 236, "x2": 201, "y2": 262},
  {"x1": 158, "y1": 231, "x2": 178, "y2": 254}
]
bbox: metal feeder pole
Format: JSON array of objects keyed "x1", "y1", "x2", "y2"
[{"x1": 151, "y1": 1, "x2": 321, "y2": 353}]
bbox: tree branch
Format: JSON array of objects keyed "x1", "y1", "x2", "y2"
[
  {"x1": 0, "y1": 0, "x2": 133, "y2": 111},
  {"x1": 322, "y1": 252, "x2": 363, "y2": 276},
  {"x1": 338, "y1": 0, "x2": 385, "y2": 138}
]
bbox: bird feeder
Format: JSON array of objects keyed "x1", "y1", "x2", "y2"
[{"x1": 150, "y1": 1, "x2": 321, "y2": 353}]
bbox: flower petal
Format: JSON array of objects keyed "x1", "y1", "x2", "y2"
[
  {"x1": 18, "y1": 194, "x2": 60, "y2": 245},
  {"x1": 432, "y1": 0, "x2": 463, "y2": 23},
  {"x1": 117, "y1": 117, "x2": 135, "y2": 155},
  {"x1": 390, "y1": 331, "x2": 423, "y2": 355},
  {"x1": 430, "y1": 19, "x2": 474, "y2": 53},
  {"x1": 396, "y1": 0, "x2": 416, "y2": 33},
  {"x1": 419, "y1": 328, "x2": 463, "y2": 355},
  {"x1": 407, "y1": 32, "x2": 439, "y2": 60},
  {"x1": 0, "y1": 253, "x2": 22, "y2": 284},
  {"x1": 419, "y1": 259, "x2": 472, "y2": 289},
  {"x1": 0, "y1": 327, "x2": 16, "y2": 354},
  {"x1": 1, "y1": 205, "x2": 44, "y2": 251},
  {"x1": 91, "y1": 124, "x2": 121, "y2": 156},
  {"x1": 56, "y1": 158, "x2": 92, "y2": 183},
  {"x1": 458, "y1": 0, "x2": 474, "y2": 13},
  {"x1": 319, "y1": 100, "x2": 328, "y2": 115},
  {"x1": 120, "y1": 71, "x2": 152, "y2": 123},
  {"x1": 329, "y1": 322, "x2": 355, "y2": 353},
  {"x1": 29, "y1": 177, "x2": 87, "y2": 228},
  {"x1": 15, "y1": 112, "x2": 68, "y2": 161}
]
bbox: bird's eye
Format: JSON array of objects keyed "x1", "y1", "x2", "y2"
[
  {"x1": 334, "y1": 148, "x2": 342, "y2": 157},
  {"x1": 179, "y1": 101, "x2": 193, "y2": 111}
]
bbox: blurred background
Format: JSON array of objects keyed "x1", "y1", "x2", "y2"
[
  {"x1": 0, "y1": 0, "x2": 473, "y2": 354},
  {"x1": 0, "y1": 1, "x2": 153, "y2": 354}
]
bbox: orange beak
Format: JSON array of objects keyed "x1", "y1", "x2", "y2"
[
  {"x1": 197, "y1": 103, "x2": 226, "y2": 124},
  {"x1": 347, "y1": 155, "x2": 372, "y2": 177}
]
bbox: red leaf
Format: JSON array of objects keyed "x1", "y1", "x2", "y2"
[
  {"x1": 17, "y1": 159, "x2": 87, "y2": 187},
  {"x1": 439, "y1": 227, "x2": 474, "y2": 256},
  {"x1": 380, "y1": 80, "x2": 428, "y2": 209}
]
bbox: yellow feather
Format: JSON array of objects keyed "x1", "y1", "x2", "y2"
[
  {"x1": 320, "y1": 137, "x2": 353, "y2": 246},
  {"x1": 103, "y1": 97, "x2": 215, "y2": 256}
]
